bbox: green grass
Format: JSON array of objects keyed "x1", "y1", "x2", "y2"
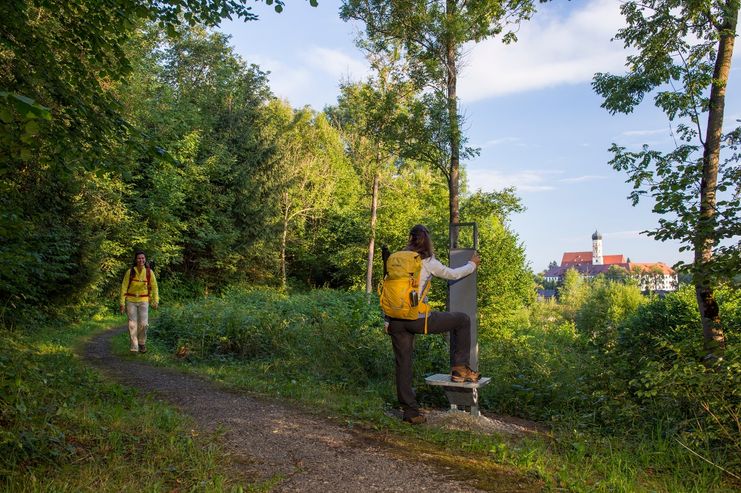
[
  {"x1": 5, "y1": 289, "x2": 738, "y2": 492},
  {"x1": 0, "y1": 312, "x2": 256, "y2": 492},
  {"x1": 138, "y1": 289, "x2": 741, "y2": 493},
  {"x1": 125, "y1": 332, "x2": 728, "y2": 493}
]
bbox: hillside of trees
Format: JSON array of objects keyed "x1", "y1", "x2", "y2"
[{"x1": 1, "y1": 19, "x2": 533, "y2": 326}]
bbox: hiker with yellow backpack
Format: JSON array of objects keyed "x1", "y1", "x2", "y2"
[
  {"x1": 119, "y1": 250, "x2": 159, "y2": 354},
  {"x1": 380, "y1": 224, "x2": 480, "y2": 424}
]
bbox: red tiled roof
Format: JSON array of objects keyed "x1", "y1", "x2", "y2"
[
  {"x1": 603, "y1": 254, "x2": 625, "y2": 264},
  {"x1": 561, "y1": 252, "x2": 625, "y2": 266},
  {"x1": 561, "y1": 251, "x2": 592, "y2": 265},
  {"x1": 628, "y1": 262, "x2": 676, "y2": 275}
]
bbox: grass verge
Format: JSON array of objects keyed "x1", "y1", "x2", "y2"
[
  {"x1": 0, "y1": 313, "x2": 260, "y2": 492},
  {"x1": 136, "y1": 289, "x2": 740, "y2": 493}
]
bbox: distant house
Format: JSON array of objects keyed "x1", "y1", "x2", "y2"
[
  {"x1": 536, "y1": 288, "x2": 557, "y2": 301},
  {"x1": 544, "y1": 231, "x2": 678, "y2": 292}
]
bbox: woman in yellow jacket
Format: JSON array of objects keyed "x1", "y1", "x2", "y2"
[{"x1": 119, "y1": 251, "x2": 159, "y2": 353}]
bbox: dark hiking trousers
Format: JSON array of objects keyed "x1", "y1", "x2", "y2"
[{"x1": 387, "y1": 311, "x2": 471, "y2": 418}]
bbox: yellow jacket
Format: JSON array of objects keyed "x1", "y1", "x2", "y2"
[{"x1": 120, "y1": 267, "x2": 159, "y2": 305}]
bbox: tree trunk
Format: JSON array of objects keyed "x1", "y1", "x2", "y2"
[
  {"x1": 280, "y1": 202, "x2": 289, "y2": 290},
  {"x1": 694, "y1": 4, "x2": 737, "y2": 359},
  {"x1": 365, "y1": 172, "x2": 379, "y2": 295},
  {"x1": 446, "y1": 0, "x2": 460, "y2": 248}
]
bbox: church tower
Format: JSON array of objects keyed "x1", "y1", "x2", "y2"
[{"x1": 592, "y1": 230, "x2": 603, "y2": 265}]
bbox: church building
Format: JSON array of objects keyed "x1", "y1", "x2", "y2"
[{"x1": 543, "y1": 231, "x2": 678, "y2": 292}]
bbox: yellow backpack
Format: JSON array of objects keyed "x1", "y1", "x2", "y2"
[{"x1": 379, "y1": 250, "x2": 431, "y2": 333}]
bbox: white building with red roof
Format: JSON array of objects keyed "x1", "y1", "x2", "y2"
[{"x1": 544, "y1": 231, "x2": 678, "y2": 292}]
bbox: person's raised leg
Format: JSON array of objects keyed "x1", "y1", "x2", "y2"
[
  {"x1": 425, "y1": 311, "x2": 471, "y2": 366},
  {"x1": 425, "y1": 311, "x2": 479, "y2": 382}
]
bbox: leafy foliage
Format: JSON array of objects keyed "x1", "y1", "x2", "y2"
[
  {"x1": 592, "y1": 0, "x2": 740, "y2": 355},
  {"x1": 152, "y1": 289, "x2": 394, "y2": 386}
]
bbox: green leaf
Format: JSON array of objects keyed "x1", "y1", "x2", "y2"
[
  {"x1": 24, "y1": 120, "x2": 40, "y2": 136},
  {"x1": 0, "y1": 107, "x2": 12, "y2": 123}
]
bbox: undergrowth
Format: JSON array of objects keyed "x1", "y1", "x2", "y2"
[
  {"x1": 0, "y1": 314, "x2": 249, "y2": 492},
  {"x1": 147, "y1": 287, "x2": 740, "y2": 492}
]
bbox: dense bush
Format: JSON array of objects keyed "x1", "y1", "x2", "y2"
[
  {"x1": 476, "y1": 282, "x2": 740, "y2": 470},
  {"x1": 612, "y1": 286, "x2": 741, "y2": 464},
  {"x1": 575, "y1": 278, "x2": 645, "y2": 350},
  {"x1": 153, "y1": 285, "x2": 740, "y2": 472},
  {"x1": 152, "y1": 289, "x2": 399, "y2": 386},
  {"x1": 477, "y1": 317, "x2": 590, "y2": 421}
]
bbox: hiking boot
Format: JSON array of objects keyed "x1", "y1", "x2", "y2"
[
  {"x1": 451, "y1": 365, "x2": 481, "y2": 383},
  {"x1": 403, "y1": 414, "x2": 427, "y2": 425},
  {"x1": 139, "y1": 344, "x2": 147, "y2": 354},
  {"x1": 130, "y1": 346, "x2": 139, "y2": 353}
]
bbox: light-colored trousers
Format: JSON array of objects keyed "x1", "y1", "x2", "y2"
[{"x1": 126, "y1": 301, "x2": 149, "y2": 350}]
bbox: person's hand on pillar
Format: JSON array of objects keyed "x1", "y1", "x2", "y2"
[
  {"x1": 152, "y1": 302, "x2": 158, "y2": 310},
  {"x1": 470, "y1": 252, "x2": 481, "y2": 267},
  {"x1": 119, "y1": 304, "x2": 125, "y2": 314}
]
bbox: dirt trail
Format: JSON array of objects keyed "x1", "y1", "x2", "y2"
[{"x1": 82, "y1": 326, "x2": 540, "y2": 492}]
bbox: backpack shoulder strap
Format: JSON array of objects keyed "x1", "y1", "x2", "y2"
[
  {"x1": 126, "y1": 266, "x2": 136, "y2": 292},
  {"x1": 381, "y1": 245, "x2": 390, "y2": 278}
]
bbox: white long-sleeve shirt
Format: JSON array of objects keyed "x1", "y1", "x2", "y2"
[{"x1": 418, "y1": 256, "x2": 476, "y2": 296}]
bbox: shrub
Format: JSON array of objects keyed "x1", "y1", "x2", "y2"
[
  {"x1": 151, "y1": 288, "x2": 394, "y2": 386},
  {"x1": 575, "y1": 277, "x2": 645, "y2": 351}
]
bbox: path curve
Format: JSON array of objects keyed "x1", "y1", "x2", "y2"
[{"x1": 82, "y1": 326, "x2": 530, "y2": 492}]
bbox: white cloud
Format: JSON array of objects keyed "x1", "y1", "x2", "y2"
[
  {"x1": 304, "y1": 46, "x2": 371, "y2": 81},
  {"x1": 238, "y1": 48, "x2": 369, "y2": 109},
  {"x1": 558, "y1": 175, "x2": 608, "y2": 183},
  {"x1": 467, "y1": 168, "x2": 561, "y2": 192},
  {"x1": 460, "y1": 0, "x2": 627, "y2": 101},
  {"x1": 479, "y1": 136, "x2": 523, "y2": 148},
  {"x1": 468, "y1": 168, "x2": 612, "y2": 191},
  {"x1": 622, "y1": 128, "x2": 670, "y2": 137},
  {"x1": 242, "y1": 54, "x2": 314, "y2": 101}
]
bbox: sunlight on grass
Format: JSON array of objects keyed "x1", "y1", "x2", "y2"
[
  {"x1": 142, "y1": 288, "x2": 741, "y2": 493},
  {"x1": 33, "y1": 342, "x2": 69, "y2": 355},
  {"x1": 0, "y1": 319, "x2": 260, "y2": 492}
]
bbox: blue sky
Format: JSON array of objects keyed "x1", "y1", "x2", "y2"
[{"x1": 219, "y1": 0, "x2": 740, "y2": 272}]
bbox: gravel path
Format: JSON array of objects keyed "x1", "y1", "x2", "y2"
[{"x1": 82, "y1": 326, "x2": 541, "y2": 492}]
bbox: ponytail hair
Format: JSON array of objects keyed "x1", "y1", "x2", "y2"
[{"x1": 406, "y1": 224, "x2": 434, "y2": 259}]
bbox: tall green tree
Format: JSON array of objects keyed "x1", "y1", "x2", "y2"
[
  {"x1": 114, "y1": 26, "x2": 276, "y2": 291},
  {"x1": 326, "y1": 68, "x2": 412, "y2": 294},
  {"x1": 0, "y1": 0, "x2": 307, "y2": 317},
  {"x1": 593, "y1": 0, "x2": 739, "y2": 359},
  {"x1": 340, "y1": 0, "x2": 536, "y2": 245},
  {"x1": 261, "y1": 101, "x2": 348, "y2": 288},
  {"x1": 461, "y1": 189, "x2": 534, "y2": 324},
  {"x1": 558, "y1": 268, "x2": 588, "y2": 322}
]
